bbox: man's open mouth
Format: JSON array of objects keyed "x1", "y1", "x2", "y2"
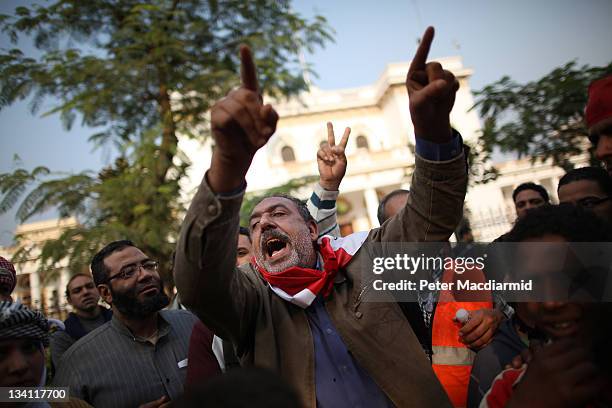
[{"x1": 263, "y1": 236, "x2": 290, "y2": 261}]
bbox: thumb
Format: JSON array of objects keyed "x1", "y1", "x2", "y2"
[
  {"x1": 260, "y1": 104, "x2": 279, "y2": 137},
  {"x1": 421, "y1": 78, "x2": 449, "y2": 100}
]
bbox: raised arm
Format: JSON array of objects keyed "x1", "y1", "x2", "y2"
[
  {"x1": 373, "y1": 26, "x2": 467, "y2": 243},
  {"x1": 174, "y1": 46, "x2": 278, "y2": 344},
  {"x1": 308, "y1": 122, "x2": 350, "y2": 238}
]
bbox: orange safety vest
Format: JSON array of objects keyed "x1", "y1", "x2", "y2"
[{"x1": 431, "y1": 262, "x2": 493, "y2": 408}]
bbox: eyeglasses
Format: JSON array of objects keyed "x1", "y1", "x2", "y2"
[
  {"x1": 575, "y1": 196, "x2": 611, "y2": 209},
  {"x1": 106, "y1": 260, "x2": 159, "y2": 282}
]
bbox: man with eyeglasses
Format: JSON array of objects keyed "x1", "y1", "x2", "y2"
[
  {"x1": 53, "y1": 240, "x2": 197, "y2": 408},
  {"x1": 558, "y1": 166, "x2": 612, "y2": 223},
  {"x1": 50, "y1": 273, "x2": 113, "y2": 369}
]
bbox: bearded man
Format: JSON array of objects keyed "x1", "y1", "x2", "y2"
[{"x1": 53, "y1": 240, "x2": 197, "y2": 408}]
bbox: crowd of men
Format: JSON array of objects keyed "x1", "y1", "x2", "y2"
[{"x1": 1, "y1": 25, "x2": 612, "y2": 407}]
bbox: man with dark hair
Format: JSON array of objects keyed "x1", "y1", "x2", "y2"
[
  {"x1": 236, "y1": 226, "x2": 252, "y2": 266},
  {"x1": 480, "y1": 204, "x2": 612, "y2": 407},
  {"x1": 558, "y1": 166, "x2": 612, "y2": 223},
  {"x1": 512, "y1": 182, "x2": 550, "y2": 220},
  {"x1": 585, "y1": 75, "x2": 612, "y2": 177},
  {"x1": 377, "y1": 189, "x2": 410, "y2": 225},
  {"x1": 176, "y1": 28, "x2": 469, "y2": 407},
  {"x1": 53, "y1": 240, "x2": 197, "y2": 408},
  {"x1": 50, "y1": 273, "x2": 112, "y2": 368},
  {"x1": 186, "y1": 130, "x2": 352, "y2": 387}
]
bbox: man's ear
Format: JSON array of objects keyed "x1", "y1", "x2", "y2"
[
  {"x1": 97, "y1": 284, "x2": 112, "y2": 305},
  {"x1": 308, "y1": 219, "x2": 318, "y2": 241}
]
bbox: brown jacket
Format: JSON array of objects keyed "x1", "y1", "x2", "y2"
[{"x1": 175, "y1": 152, "x2": 468, "y2": 407}]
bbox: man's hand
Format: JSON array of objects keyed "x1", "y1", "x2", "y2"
[
  {"x1": 507, "y1": 343, "x2": 537, "y2": 370},
  {"x1": 208, "y1": 45, "x2": 279, "y2": 193},
  {"x1": 507, "y1": 339, "x2": 604, "y2": 408},
  {"x1": 317, "y1": 122, "x2": 350, "y2": 191},
  {"x1": 406, "y1": 26, "x2": 459, "y2": 144},
  {"x1": 458, "y1": 308, "x2": 503, "y2": 350},
  {"x1": 139, "y1": 396, "x2": 171, "y2": 408}
]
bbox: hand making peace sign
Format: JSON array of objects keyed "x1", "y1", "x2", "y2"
[
  {"x1": 406, "y1": 26, "x2": 460, "y2": 144},
  {"x1": 317, "y1": 122, "x2": 351, "y2": 191}
]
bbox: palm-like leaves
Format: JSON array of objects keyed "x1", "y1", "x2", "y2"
[{"x1": 0, "y1": 0, "x2": 333, "y2": 288}]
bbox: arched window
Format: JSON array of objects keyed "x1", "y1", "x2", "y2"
[
  {"x1": 281, "y1": 145, "x2": 296, "y2": 162},
  {"x1": 356, "y1": 135, "x2": 369, "y2": 150}
]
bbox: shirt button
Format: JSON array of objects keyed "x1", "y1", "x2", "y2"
[
  {"x1": 207, "y1": 204, "x2": 218, "y2": 216},
  {"x1": 325, "y1": 328, "x2": 333, "y2": 335},
  {"x1": 355, "y1": 311, "x2": 363, "y2": 319}
]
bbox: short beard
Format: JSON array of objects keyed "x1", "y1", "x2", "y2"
[
  {"x1": 110, "y1": 278, "x2": 170, "y2": 319},
  {"x1": 256, "y1": 228, "x2": 316, "y2": 274}
]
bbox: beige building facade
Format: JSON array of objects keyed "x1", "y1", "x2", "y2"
[
  {"x1": 0, "y1": 218, "x2": 78, "y2": 318},
  {"x1": 181, "y1": 56, "x2": 586, "y2": 241}
]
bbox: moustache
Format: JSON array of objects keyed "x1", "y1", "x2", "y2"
[{"x1": 260, "y1": 229, "x2": 290, "y2": 247}]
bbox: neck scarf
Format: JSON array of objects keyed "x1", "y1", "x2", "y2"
[{"x1": 253, "y1": 232, "x2": 368, "y2": 308}]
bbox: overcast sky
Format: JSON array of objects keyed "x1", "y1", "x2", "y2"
[{"x1": 1, "y1": 0, "x2": 611, "y2": 245}]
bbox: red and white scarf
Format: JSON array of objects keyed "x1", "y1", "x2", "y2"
[{"x1": 252, "y1": 231, "x2": 369, "y2": 308}]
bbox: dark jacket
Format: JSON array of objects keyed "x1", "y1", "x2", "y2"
[{"x1": 175, "y1": 152, "x2": 468, "y2": 408}]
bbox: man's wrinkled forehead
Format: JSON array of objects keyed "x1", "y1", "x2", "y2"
[{"x1": 249, "y1": 197, "x2": 299, "y2": 222}]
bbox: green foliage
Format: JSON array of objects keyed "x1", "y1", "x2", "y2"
[
  {"x1": 239, "y1": 175, "x2": 318, "y2": 227},
  {"x1": 473, "y1": 61, "x2": 612, "y2": 172},
  {"x1": 5, "y1": 128, "x2": 189, "y2": 284},
  {"x1": 0, "y1": 0, "x2": 332, "y2": 284},
  {"x1": 0, "y1": 0, "x2": 333, "y2": 146}
]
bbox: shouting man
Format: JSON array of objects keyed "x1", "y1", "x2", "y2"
[{"x1": 175, "y1": 27, "x2": 467, "y2": 407}]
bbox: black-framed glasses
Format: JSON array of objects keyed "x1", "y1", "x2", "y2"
[
  {"x1": 575, "y1": 196, "x2": 611, "y2": 209},
  {"x1": 106, "y1": 260, "x2": 159, "y2": 283}
]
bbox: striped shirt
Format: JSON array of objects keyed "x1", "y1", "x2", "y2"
[
  {"x1": 52, "y1": 309, "x2": 197, "y2": 408},
  {"x1": 307, "y1": 182, "x2": 340, "y2": 239}
]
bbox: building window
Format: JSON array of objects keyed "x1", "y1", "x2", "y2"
[
  {"x1": 281, "y1": 146, "x2": 296, "y2": 162},
  {"x1": 356, "y1": 135, "x2": 369, "y2": 150}
]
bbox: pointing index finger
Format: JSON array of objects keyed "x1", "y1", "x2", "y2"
[
  {"x1": 240, "y1": 45, "x2": 259, "y2": 93},
  {"x1": 408, "y1": 26, "x2": 434, "y2": 75}
]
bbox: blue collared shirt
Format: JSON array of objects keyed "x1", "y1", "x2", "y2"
[
  {"x1": 415, "y1": 129, "x2": 463, "y2": 161},
  {"x1": 306, "y1": 296, "x2": 394, "y2": 408}
]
